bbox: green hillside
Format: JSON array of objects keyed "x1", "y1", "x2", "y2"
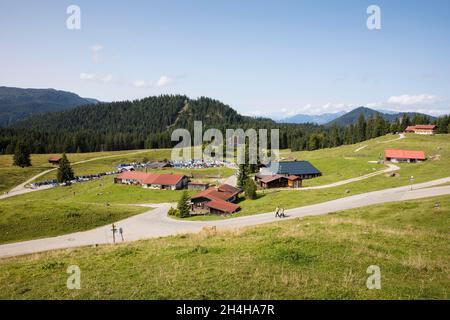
[
  {"x1": 1, "y1": 195, "x2": 448, "y2": 299},
  {"x1": 0, "y1": 86, "x2": 98, "y2": 126}
]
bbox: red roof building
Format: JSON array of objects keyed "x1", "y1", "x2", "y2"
[
  {"x1": 191, "y1": 184, "x2": 241, "y2": 215},
  {"x1": 204, "y1": 199, "x2": 240, "y2": 214},
  {"x1": 114, "y1": 171, "x2": 188, "y2": 190},
  {"x1": 48, "y1": 156, "x2": 62, "y2": 165},
  {"x1": 404, "y1": 125, "x2": 437, "y2": 135},
  {"x1": 384, "y1": 149, "x2": 426, "y2": 163}
]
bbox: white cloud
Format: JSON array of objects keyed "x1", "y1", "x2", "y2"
[
  {"x1": 80, "y1": 73, "x2": 114, "y2": 84},
  {"x1": 156, "y1": 75, "x2": 174, "y2": 87},
  {"x1": 387, "y1": 94, "x2": 442, "y2": 106},
  {"x1": 132, "y1": 75, "x2": 177, "y2": 89},
  {"x1": 384, "y1": 94, "x2": 448, "y2": 115},
  {"x1": 80, "y1": 73, "x2": 95, "y2": 80}
]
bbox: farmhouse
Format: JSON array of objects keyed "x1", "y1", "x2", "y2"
[
  {"x1": 48, "y1": 157, "x2": 62, "y2": 165},
  {"x1": 114, "y1": 171, "x2": 188, "y2": 190},
  {"x1": 256, "y1": 160, "x2": 321, "y2": 188},
  {"x1": 187, "y1": 182, "x2": 210, "y2": 191},
  {"x1": 405, "y1": 125, "x2": 437, "y2": 135},
  {"x1": 190, "y1": 184, "x2": 241, "y2": 215},
  {"x1": 254, "y1": 174, "x2": 301, "y2": 189},
  {"x1": 384, "y1": 149, "x2": 426, "y2": 163}
]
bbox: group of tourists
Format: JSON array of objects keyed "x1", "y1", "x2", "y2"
[{"x1": 275, "y1": 206, "x2": 287, "y2": 218}]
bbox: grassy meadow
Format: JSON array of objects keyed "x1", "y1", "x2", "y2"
[
  {"x1": 1, "y1": 134, "x2": 449, "y2": 234},
  {"x1": 0, "y1": 149, "x2": 165, "y2": 193},
  {"x1": 0, "y1": 177, "x2": 197, "y2": 244},
  {"x1": 0, "y1": 195, "x2": 448, "y2": 299},
  {"x1": 186, "y1": 134, "x2": 450, "y2": 220}
]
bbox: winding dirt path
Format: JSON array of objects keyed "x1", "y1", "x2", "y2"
[
  {"x1": 0, "y1": 150, "x2": 150, "y2": 200},
  {"x1": 1, "y1": 176, "x2": 449, "y2": 259}
]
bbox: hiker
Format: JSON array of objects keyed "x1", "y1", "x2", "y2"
[
  {"x1": 275, "y1": 206, "x2": 280, "y2": 218},
  {"x1": 281, "y1": 208, "x2": 286, "y2": 218}
]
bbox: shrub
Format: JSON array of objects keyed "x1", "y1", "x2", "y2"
[{"x1": 244, "y1": 178, "x2": 257, "y2": 200}]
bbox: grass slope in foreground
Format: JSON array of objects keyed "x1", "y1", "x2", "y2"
[{"x1": 1, "y1": 195, "x2": 448, "y2": 299}]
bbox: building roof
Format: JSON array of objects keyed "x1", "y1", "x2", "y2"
[
  {"x1": 384, "y1": 149, "x2": 426, "y2": 160},
  {"x1": 266, "y1": 161, "x2": 321, "y2": 176},
  {"x1": 204, "y1": 199, "x2": 240, "y2": 213},
  {"x1": 48, "y1": 156, "x2": 62, "y2": 161},
  {"x1": 117, "y1": 171, "x2": 185, "y2": 185},
  {"x1": 146, "y1": 161, "x2": 172, "y2": 169},
  {"x1": 143, "y1": 173, "x2": 185, "y2": 185},
  {"x1": 191, "y1": 184, "x2": 241, "y2": 202},
  {"x1": 260, "y1": 174, "x2": 285, "y2": 184},
  {"x1": 117, "y1": 171, "x2": 150, "y2": 181},
  {"x1": 405, "y1": 125, "x2": 437, "y2": 131},
  {"x1": 414, "y1": 125, "x2": 437, "y2": 130}
]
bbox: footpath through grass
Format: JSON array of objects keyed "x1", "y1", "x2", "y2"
[
  {"x1": 0, "y1": 149, "x2": 158, "y2": 193},
  {"x1": 0, "y1": 176, "x2": 193, "y2": 244},
  {"x1": 0, "y1": 195, "x2": 448, "y2": 299}
]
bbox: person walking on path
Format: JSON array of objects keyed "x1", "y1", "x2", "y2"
[
  {"x1": 281, "y1": 208, "x2": 286, "y2": 218},
  {"x1": 275, "y1": 206, "x2": 280, "y2": 218}
]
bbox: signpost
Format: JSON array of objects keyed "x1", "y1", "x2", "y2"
[
  {"x1": 409, "y1": 176, "x2": 414, "y2": 191},
  {"x1": 111, "y1": 224, "x2": 117, "y2": 244}
]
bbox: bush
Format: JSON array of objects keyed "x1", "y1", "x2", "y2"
[{"x1": 168, "y1": 207, "x2": 179, "y2": 216}]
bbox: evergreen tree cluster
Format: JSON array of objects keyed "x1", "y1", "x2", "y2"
[{"x1": 0, "y1": 94, "x2": 448, "y2": 155}]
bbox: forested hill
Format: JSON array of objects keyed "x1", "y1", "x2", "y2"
[
  {"x1": 328, "y1": 106, "x2": 436, "y2": 126},
  {"x1": 1, "y1": 95, "x2": 300, "y2": 153},
  {"x1": 0, "y1": 86, "x2": 99, "y2": 126},
  {"x1": 1, "y1": 94, "x2": 448, "y2": 155}
]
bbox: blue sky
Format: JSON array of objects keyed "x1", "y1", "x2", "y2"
[{"x1": 1, "y1": 0, "x2": 449, "y2": 117}]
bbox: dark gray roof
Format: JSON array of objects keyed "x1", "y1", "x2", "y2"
[
  {"x1": 269, "y1": 161, "x2": 321, "y2": 175},
  {"x1": 147, "y1": 161, "x2": 172, "y2": 169}
]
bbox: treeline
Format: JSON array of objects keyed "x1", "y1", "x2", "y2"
[
  {"x1": 0, "y1": 94, "x2": 448, "y2": 155},
  {"x1": 290, "y1": 112, "x2": 445, "y2": 151}
]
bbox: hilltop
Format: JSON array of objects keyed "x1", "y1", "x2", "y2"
[
  {"x1": 0, "y1": 86, "x2": 98, "y2": 126},
  {"x1": 328, "y1": 106, "x2": 435, "y2": 126}
]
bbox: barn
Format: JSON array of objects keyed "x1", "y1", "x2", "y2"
[
  {"x1": 48, "y1": 157, "x2": 62, "y2": 165},
  {"x1": 114, "y1": 171, "x2": 188, "y2": 190},
  {"x1": 190, "y1": 184, "x2": 241, "y2": 215},
  {"x1": 256, "y1": 160, "x2": 321, "y2": 188},
  {"x1": 384, "y1": 149, "x2": 426, "y2": 163},
  {"x1": 405, "y1": 125, "x2": 437, "y2": 135},
  {"x1": 254, "y1": 174, "x2": 301, "y2": 189}
]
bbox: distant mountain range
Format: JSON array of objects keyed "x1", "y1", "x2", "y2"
[
  {"x1": 278, "y1": 106, "x2": 436, "y2": 126},
  {"x1": 328, "y1": 106, "x2": 436, "y2": 126},
  {"x1": 0, "y1": 86, "x2": 99, "y2": 126},
  {"x1": 278, "y1": 111, "x2": 346, "y2": 125}
]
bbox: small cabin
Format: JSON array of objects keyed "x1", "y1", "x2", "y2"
[{"x1": 48, "y1": 157, "x2": 62, "y2": 165}]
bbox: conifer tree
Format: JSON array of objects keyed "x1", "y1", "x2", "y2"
[
  {"x1": 57, "y1": 153, "x2": 75, "y2": 183},
  {"x1": 177, "y1": 191, "x2": 191, "y2": 218},
  {"x1": 13, "y1": 142, "x2": 32, "y2": 167}
]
